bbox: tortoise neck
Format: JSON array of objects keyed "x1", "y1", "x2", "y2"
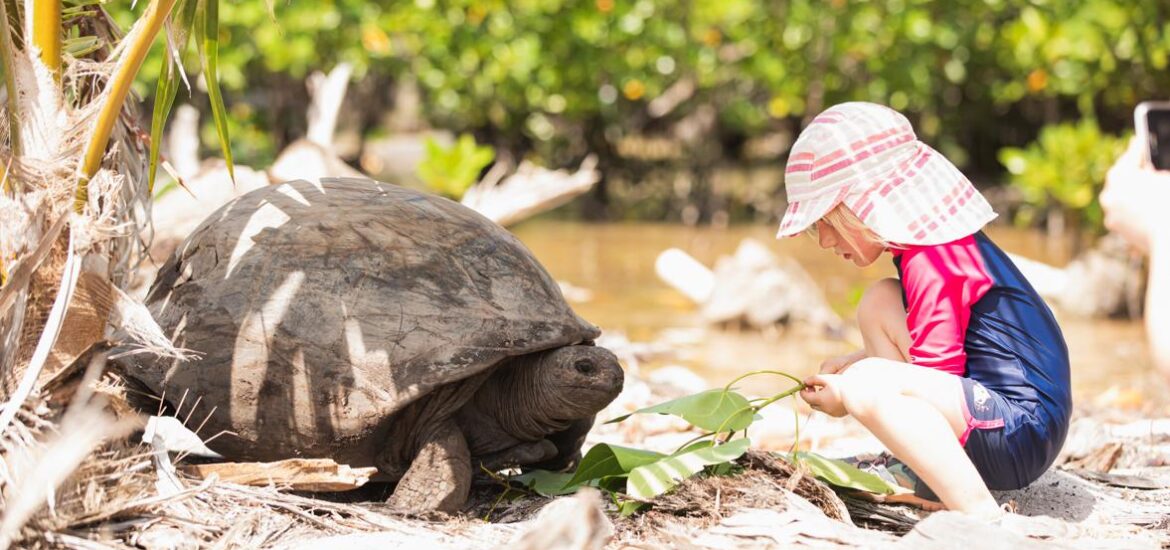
[{"x1": 481, "y1": 352, "x2": 570, "y2": 441}]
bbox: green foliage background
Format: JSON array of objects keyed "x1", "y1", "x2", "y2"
[{"x1": 107, "y1": 0, "x2": 1170, "y2": 231}]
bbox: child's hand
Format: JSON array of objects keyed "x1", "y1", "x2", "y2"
[
  {"x1": 819, "y1": 350, "x2": 867, "y2": 374},
  {"x1": 800, "y1": 374, "x2": 848, "y2": 417}
]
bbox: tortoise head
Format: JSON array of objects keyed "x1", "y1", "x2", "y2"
[{"x1": 532, "y1": 344, "x2": 624, "y2": 420}]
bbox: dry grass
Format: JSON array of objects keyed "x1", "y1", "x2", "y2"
[{"x1": 0, "y1": 397, "x2": 404, "y2": 549}]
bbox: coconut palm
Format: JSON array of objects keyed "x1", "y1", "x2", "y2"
[{"x1": 0, "y1": 1, "x2": 235, "y2": 545}]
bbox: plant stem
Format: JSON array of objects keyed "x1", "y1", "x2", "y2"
[
  {"x1": 74, "y1": 0, "x2": 177, "y2": 212},
  {"x1": 30, "y1": 0, "x2": 62, "y2": 79},
  {"x1": 672, "y1": 431, "x2": 716, "y2": 454},
  {"x1": 722, "y1": 369, "x2": 804, "y2": 393},
  {"x1": 713, "y1": 382, "x2": 804, "y2": 441},
  {"x1": 749, "y1": 384, "x2": 805, "y2": 411}
]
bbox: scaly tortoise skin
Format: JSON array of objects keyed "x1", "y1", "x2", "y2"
[{"x1": 129, "y1": 178, "x2": 624, "y2": 511}]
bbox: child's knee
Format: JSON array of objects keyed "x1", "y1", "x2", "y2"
[
  {"x1": 857, "y1": 278, "x2": 903, "y2": 327},
  {"x1": 837, "y1": 360, "x2": 900, "y2": 416},
  {"x1": 839, "y1": 379, "x2": 884, "y2": 419}
]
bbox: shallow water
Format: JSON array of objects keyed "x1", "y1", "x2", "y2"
[{"x1": 512, "y1": 220, "x2": 1165, "y2": 408}]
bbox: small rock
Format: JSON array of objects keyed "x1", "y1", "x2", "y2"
[{"x1": 504, "y1": 489, "x2": 612, "y2": 550}]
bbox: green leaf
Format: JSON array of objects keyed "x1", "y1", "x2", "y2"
[
  {"x1": 617, "y1": 499, "x2": 646, "y2": 516},
  {"x1": 595, "y1": 474, "x2": 628, "y2": 493},
  {"x1": 511, "y1": 470, "x2": 578, "y2": 497},
  {"x1": 606, "y1": 389, "x2": 755, "y2": 433},
  {"x1": 564, "y1": 443, "x2": 665, "y2": 488},
  {"x1": 148, "y1": 57, "x2": 179, "y2": 193},
  {"x1": 148, "y1": 0, "x2": 198, "y2": 193},
  {"x1": 626, "y1": 438, "x2": 751, "y2": 500},
  {"x1": 196, "y1": 0, "x2": 234, "y2": 183},
  {"x1": 790, "y1": 452, "x2": 896, "y2": 495}
]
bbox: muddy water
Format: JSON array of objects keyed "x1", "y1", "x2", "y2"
[{"x1": 512, "y1": 220, "x2": 1163, "y2": 407}]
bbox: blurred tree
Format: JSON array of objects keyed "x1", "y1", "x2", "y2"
[
  {"x1": 999, "y1": 120, "x2": 1128, "y2": 238},
  {"x1": 104, "y1": 1, "x2": 1170, "y2": 227}
]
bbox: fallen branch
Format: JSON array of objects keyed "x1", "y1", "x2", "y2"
[
  {"x1": 461, "y1": 155, "x2": 600, "y2": 227},
  {"x1": 181, "y1": 458, "x2": 379, "y2": 492}
]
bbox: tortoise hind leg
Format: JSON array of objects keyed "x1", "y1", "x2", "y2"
[{"x1": 388, "y1": 418, "x2": 472, "y2": 512}]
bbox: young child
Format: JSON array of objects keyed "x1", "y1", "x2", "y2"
[{"x1": 777, "y1": 102, "x2": 1072, "y2": 519}]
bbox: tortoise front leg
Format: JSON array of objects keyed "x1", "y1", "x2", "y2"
[
  {"x1": 475, "y1": 439, "x2": 558, "y2": 472},
  {"x1": 388, "y1": 418, "x2": 472, "y2": 513},
  {"x1": 529, "y1": 417, "x2": 594, "y2": 472}
]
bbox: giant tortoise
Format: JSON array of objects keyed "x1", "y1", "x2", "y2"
[{"x1": 128, "y1": 178, "x2": 623, "y2": 511}]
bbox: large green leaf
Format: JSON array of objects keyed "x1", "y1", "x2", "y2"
[
  {"x1": 511, "y1": 470, "x2": 579, "y2": 497},
  {"x1": 790, "y1": 452, "x2": 896, "y2": 495},
  {"x1": 564, "y1": 443, "x2": 665, "y2": 488},
  {"x1": 607, "y1": 389, "x2": 754, "y2": 433},
  {"x1": 626, "y1": 438, "x2": 751, "y2": 500}
]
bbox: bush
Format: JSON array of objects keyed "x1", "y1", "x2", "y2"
[{"x1": 998, "y1": 120, "x2": 1128, "y2": 233}]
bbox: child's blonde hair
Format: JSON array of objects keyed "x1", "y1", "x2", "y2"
[{"x1": 808, "y1": 204, "x2": 898, "y2": 250}]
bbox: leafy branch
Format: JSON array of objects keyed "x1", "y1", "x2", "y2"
[{"x1": 511, "y1": 370, "x2": 896, "y2": 516}]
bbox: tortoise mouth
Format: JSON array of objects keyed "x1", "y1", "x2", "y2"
[{"x1": 560, "y1": 380, "x2": 624, "y2": 409}]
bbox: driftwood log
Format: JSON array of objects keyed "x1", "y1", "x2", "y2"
[
  {"x1": 1008, "y1": 233, "x2": 1145, "y2": 318},
  {"x1": 656, "y1": 239, "x2": 843, "y2": 332},
  {"x1": 460, "y1": 155, "x2": 600, "y2": 227}
]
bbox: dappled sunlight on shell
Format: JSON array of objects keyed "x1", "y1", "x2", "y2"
[
  {"x1": 231, "y1": 270, "x2": 305, "y2": 428},
  {"x1": 226, "y1": 202, "x2": 292, "y2": 278}
]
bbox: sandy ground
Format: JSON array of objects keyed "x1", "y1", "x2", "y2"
[{"x1": 273, "y1": 369, "x2": 1170, "y2": 549}]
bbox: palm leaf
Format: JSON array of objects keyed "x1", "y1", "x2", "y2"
[
  {"x1": 195, "y1": 0, "x2": 234, "y2": 183},
  {"x1": 31, "y1": 0, "x2": 62, "y2": 77},
  {"x1": 148, "y1": 0, "x2": 199, "y2": 192},
  {"x1": 76, "y1": 0, "x2": 179, "y2": 212}
]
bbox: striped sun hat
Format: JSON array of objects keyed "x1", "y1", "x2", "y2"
[{"x1": 776, "y1": 102, "x2": 996, "y2": 245}]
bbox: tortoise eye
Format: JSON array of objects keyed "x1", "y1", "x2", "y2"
[{"x1": 574, "y1": 360, "x2": 595, "y2": 375}]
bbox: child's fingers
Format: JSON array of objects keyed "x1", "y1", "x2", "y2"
[
  {"x1": 800, "y1": 386, "x2": 825, "y2": 408},
  {"x1": 803, "y1": 373, "x2": 828, "y2": 388},
  {"x1": 800, "y1": 375, "x2": 829, "y2": 407}
]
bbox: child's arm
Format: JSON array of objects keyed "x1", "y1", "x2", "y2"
[
  {"x1": 898, "y1": 238, "x2": 993, "y2": 376},
  {"x1": 1149, "y1": 234, "x2": 1170, "y2": 374},
  {"x1": 819, "y1": 349, "x2": 868, "y2": 374},
  {"x1": 1102, "y1": 140, "x2": 1170, "y2": 375}
]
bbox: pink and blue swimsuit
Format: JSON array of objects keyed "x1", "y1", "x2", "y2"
[{"x1": 893, "y1": 232, "x2": 1072, "y2": 491}]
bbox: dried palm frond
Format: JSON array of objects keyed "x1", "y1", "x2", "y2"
[{"x1": 0, "y1": 1, "x2": 240, "y2": 547}]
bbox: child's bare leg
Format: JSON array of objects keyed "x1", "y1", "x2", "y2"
[
  {"x1": 835, "y1": 359, "x2": 1000, "y2": 518},
  {"x1": 839, "y1": 278, "x2": 1000, "y2": 517}
]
